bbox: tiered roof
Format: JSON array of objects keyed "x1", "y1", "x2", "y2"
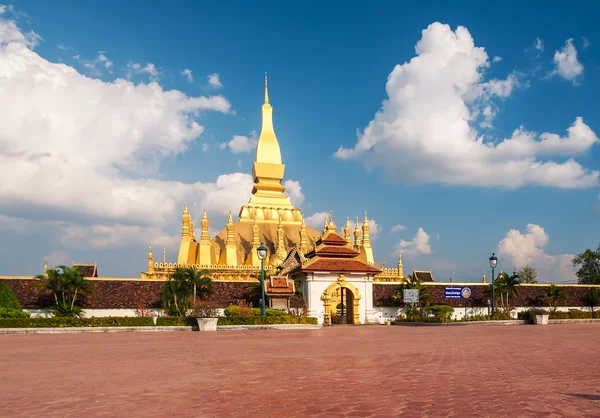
[{"x1": 289, "y1": 231, "x2": 382, "y2": 275}]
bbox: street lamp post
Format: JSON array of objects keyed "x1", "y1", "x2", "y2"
[
  {"x1": 489, "y1": 252, "x2": 498, "y2": 317},
  {"x1": 257, "y1": 243, "x2": 268, "y2": 317}
]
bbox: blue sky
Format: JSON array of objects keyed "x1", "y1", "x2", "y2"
[{"x1": 0, "y1": 0, "x2": 598, "y2": 282}]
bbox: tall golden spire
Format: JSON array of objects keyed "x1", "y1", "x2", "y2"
[
  {"x1": 353, "y1": 216, "x2": 361, "y2": 249},
  {"x1": 224, "y1": 209, "x2": 237, "y2": 266},
  {"x1": 43, "y1": 257, "x2": 49, "y2": 278},
  {"x1": 299, "y1": 216, "x2": 308, "y2": 254},
  {"x1": 198, "y1": 209, "x2": 212, "y2": 266},
  {"x1": 361, "y1": 212, "x2": 374, "y2": 264},
  {"x1": 264, "y1": 72, "x2": 269, "y2": 104},
  {"x1": 326, "y1": 211, "x2": 336, "y2": 232},
  {"x1": 343, "y1": 217, "x2": 351, "y2": 242},
  {"x1": 148, "y1": 243, "x2": 155, "y2": 273},
  {"x1": 397, "y1": 253, "x2": 404, "y2": 278}
]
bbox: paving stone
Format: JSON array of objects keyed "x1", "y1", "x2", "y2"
[{"x1": 0, "y1": 325, "x2": 599, "y2": 416}]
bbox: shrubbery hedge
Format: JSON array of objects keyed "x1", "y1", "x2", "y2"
[
  {"x1": 156, "y1": 316, "x2": 197, "y2": 326},
  {"x1": 0, "y1": 316, "x2": 154, "y2": 328},
  {"x1": 224, "y1": 304, "x2": 288, "y2": 317},
  {"x1": 518, "y1": 310, "x2": 597, "y2": 322},
  {"x1": 218, "y1": 315, "x2": 318, "y2": 325},
  {"x1": 0, "y1": 308, "x2": 30, "y2": 318}
]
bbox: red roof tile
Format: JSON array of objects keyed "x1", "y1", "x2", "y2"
[{"x1": 297, "y1": 259, "x2": 382, "y2": 274}]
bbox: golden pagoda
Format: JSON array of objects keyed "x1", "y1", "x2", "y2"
[{"x1": 141, "y1": 76, "x2": 405, "y2": 283}]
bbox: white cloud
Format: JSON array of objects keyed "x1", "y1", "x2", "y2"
[
  {"x1": 0, "y1": 12, "x2": 41, "y2": 48},
  {"x1": 181, "y1": 68, "x2": 193, "y2": 82},
  {"x1": 225, "y1": 131, "x2": 258, "y2": 153},
  {"x1": 96, "y1": 51, "x2": 113, "y2": 72},
  {"x1": 283, "y1": 179, "x2": 305, "y2": 207},
  {"x1": 390, "y1": 224, "x2": 406, "y2": 233},
  {"x1": 208, "y1": 73, "x2": 222, "y2": 88},
  {"x1": 61, "y1": 223, "x2": 179, "y2": 249},
  {"x1": 395, "y1": 227, "x2": 431, "y2": 256},
  {"x1": 304, "y1": 212, "x2": 328, "y2": 229},
  {"x1": 334, "y1": 23, "x2": 599, "y2": 189},
  {"x1": 534, "y1": 37, "x2": 544, "y2": 52},
  {"x1": 497, "y1": 224, "x2": 576, "y2": 283},
  {"x1": 126, "y1": 61, "x2": 159, "y2": 81},
  {"x1": 201, "y1": 143, "x2": 210, "y2": 152},
  {"x1": 0, "y1": 14, "x2": 242, "y2": 229},
  {"x1": 219, "y1": 142, "x2": 227, "y2": 150},
  {"x1": 582, "y1": 37, "x2": 590, "y2": 50},
  {"x1": 492, "y1": 56, "x2": 502, "y2": 63},
  {"x1": 552, "y1": 38, "x2": 583, "y2": 84}
]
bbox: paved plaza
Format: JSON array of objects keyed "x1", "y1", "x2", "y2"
[{"x1": 1, "y1": 325, "x2": 599, "y2": 417}]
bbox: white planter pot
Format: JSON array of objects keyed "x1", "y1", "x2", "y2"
[
  {"x1": 534, "y1": 314, "x2": 549, "y2": 325},
  {"x1": 196, "y1": 317, "x2": 218, "y2": 331}
]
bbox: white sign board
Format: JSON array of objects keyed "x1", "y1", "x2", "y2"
[{"x1": 403, "y1": 289, "x2": 419, "y2": 303}]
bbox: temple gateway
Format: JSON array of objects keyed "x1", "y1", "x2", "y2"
[{"x1": 140, "y1": 76, "x2": 414, "y2": 325}]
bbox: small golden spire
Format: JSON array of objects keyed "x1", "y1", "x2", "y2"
[
  {"x1": 163, "y1": 248, "x2": 167, "y2": 264},
  {"x1": 343, "y1": 217, "x2": 351, "y2": 242},
  {"x1": 264, "y1": 72, "x2": 269, "y2": 104},
  {"x1": 147, "y1": 243, "x2": 155, "y2": 273},
  {"x1": 228, "y1": 209, "x2": 233, "y2": 224},
  {"x1": 202, "y1": 208, "x2": 207, "y2": 219},
  {"x1": 43, "y1": 257, "x2": 49, "y2": 278},
  {"x1": 353, "y1": 216, "x2": 361, "y2": 249},
  {"x1": 184, "y1": 202, "x2": 189, "y2": 214},
  {"x1": 482, "y1": 271, "x2": 487, "y2": 284}
]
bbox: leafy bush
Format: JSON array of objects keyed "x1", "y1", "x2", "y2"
[
  {"x1": 224, "y1": 303, "x2": 288, "y2": 317},
  {"x1": 0, "y1": 316, "x2": 153, "y2": 328},
  {"x1": 156, "y1": 316, "x2": 196, "y2": 326},
  {"x1": 218, "y1": 315, "x2": 317, "y2": 325},
  {"x1": 0, "y1": 284, "x2": 22, "y2": 310},
  {"x1": 427, "y1": 305, "x2": 454, "y2": 323},
  {"x1": 0, "y1": 307, "x2": 30, "y2": 318}
]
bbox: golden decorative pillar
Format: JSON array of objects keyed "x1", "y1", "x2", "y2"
[
  {"x1": 299, "y1": 216, "x2": 308, "y2": 254},
  {"x1": 361, "y1": 212, "x2": 374, "y2": 264},
  {"x1": 177, "y1": 203, "x2": 195, "y2": 265},
  {"x1": 224, "y1": 210, "x2": 237, "y2": 266},
  {"x1": 198, "y1": 209, "x2": 212, "y2": 265},
  {"x1": 397, "y1": 253, "x2": 404, "y2": 278},
  {"x1": 326, "y1": 211, "x2": 336, "y2": 233},
  {"x1": 250, "y1": 214, "x2": 261, "y2": 267},
  {"x1": 343, "y1": 217, "x2": 351, "y2": 243},
  {"x1": 353, "y1": 216, "x2": 361, "y2": 250},
  {"x1": 163, "y1": 247, "x2": 167, "y2": 264},
  {"x1": 274, "y1": 211, "x2": 287, "y2": 266},
  {"x1": 482, "y1": 271, "x2": 487, "y2": 283},
  {"x1": 147, "y1": 243, "x2": 155, "y2": 274}
]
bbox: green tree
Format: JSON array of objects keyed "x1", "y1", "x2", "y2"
[
  {"x1": 0, "y1": 283, "x2": 22, "y2": 310},
  {"x1": 518, "y1": 265, "x2": 538, "y2": 284},
  {"x1": 161, "y1": 267, "x2": 213, "y2": 316},
  {"x1": 34, "y1": 266, "x2": 93, "y2": 317},
  {"x1": 572, "y1": 244, "x2": 600, "y2": 285},
  {"x1": 583, "y1": 288, "x2": 599, "y2": 318},
  {"x1": 543, "y1": 285, "x2": 567, "y2": 313},
  {"x1": 185, "y1": 268, "x2": 212, "y2": 307},
  {"x1": 493, "y1": 271, "x2": 521, "y2": 310}
]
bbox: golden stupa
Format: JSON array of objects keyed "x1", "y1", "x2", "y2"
[{"x1": 141, "y1": 75, "x2": 404, "y2": 282}]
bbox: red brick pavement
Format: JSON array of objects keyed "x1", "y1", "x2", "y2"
[{"x1": 1, "y1": 325, "x2": 599, "y2": 417}]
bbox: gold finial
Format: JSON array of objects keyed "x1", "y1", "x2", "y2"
[
  {"x1": 264, "y1": 72, "x2": 269, "y2": 104},
  {"x1": 163, "y1": 248, "x2": 167, "y2": 264},
  {"x1": 202, "y1": 208, "x2": 207, "y2": 219},
  {"x1": 364, "y1": 211, "x2": 368, "y2": 223},
  {"x1": 482, "y1": 271, "x2": 487, "y2": 284},
  {"x1": 228, "y1": 209, "x2": 233, "y2": 224},
  {"x1": 148, "y1": 243, "x2": 153, "y2": 255},
  {"x1": 184, "y1": 202, "x2": 189, "y2": 213}
]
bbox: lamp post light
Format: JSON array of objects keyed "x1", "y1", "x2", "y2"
[
  {"x1": 257, "y1": 243, "x2": 268, "y2": 317},
  {"x1": 489, "y1": 252, "x2": 498, "y2": 317}
]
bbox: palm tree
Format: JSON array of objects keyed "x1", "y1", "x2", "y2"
[
  {"x1": 35, "y1": 265, "x2": 93, "y2": 317},
  {"x1": 583, "y1": 288, "x2": 599, "y2": 317},
  {"x1": 185, "y1": 267, "x2": 212, "y2": 306},
  {"x1": 494, "y1": 270, "x2": 521, "y2": 310},
  {"x1": 161, "y1": 267, "x2": 213, "y2": 316},
  {"x1": 543, "y1": 285, "x2": 567, "y2": 313}
]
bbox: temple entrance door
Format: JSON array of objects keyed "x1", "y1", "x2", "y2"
[
  {"x1": 321, "y1": 276, "x2": 361, "y2": 325},
  {"x1": 345, "y1": 289, "x2": 354, "y2": 324}
]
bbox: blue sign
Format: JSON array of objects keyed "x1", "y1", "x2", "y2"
[{"x1": 445, "y1": 286, "x2": 472, "y2": 299}]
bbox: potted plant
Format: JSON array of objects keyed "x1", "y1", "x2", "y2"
[
  {"x1": 192, "y1": 302, "x2": 219, "y2": 331},
  {"x1": 530, "y1": 308, "x2": 549, "y2": 325}
]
